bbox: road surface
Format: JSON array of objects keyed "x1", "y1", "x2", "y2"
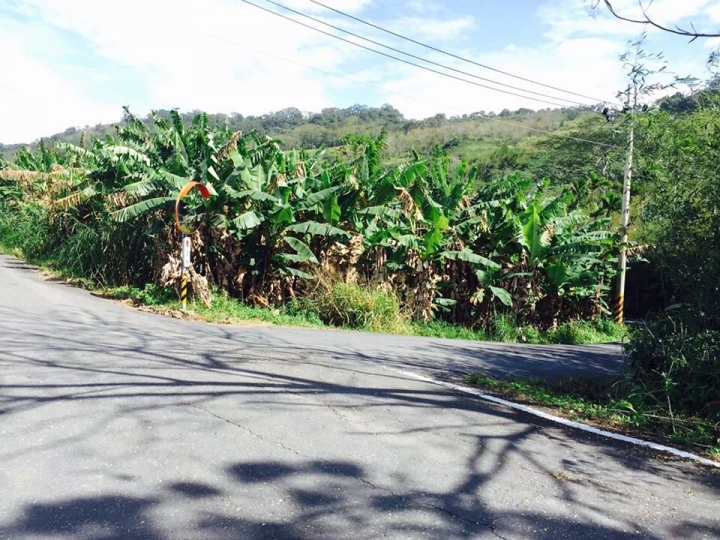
[{"x1": 0, "y1": 254, "x2": 718, "y2": 539}]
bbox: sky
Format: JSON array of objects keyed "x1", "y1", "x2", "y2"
[{"x1": 1, "y1": 0, "x2": 718, "y2": 143}]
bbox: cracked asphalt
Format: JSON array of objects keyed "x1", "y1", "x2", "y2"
[{"x1": 1, "y1": 254, "x2": 719, "y2": 539}]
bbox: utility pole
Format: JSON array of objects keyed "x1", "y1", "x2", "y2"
[{"x1": 614, "y1": 85, "x2": 637, "y2": 325}]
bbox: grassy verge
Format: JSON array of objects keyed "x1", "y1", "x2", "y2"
[
  {"x1": 410, "y1": 316, "x2": 625, "y2": 345},
  {"x1": 0, "y1": 242, "x2": 624, "y2": 346},
  {"x1": 465, "y1": 374, "x2": 720, "y2": 461},
  {"x1": 102, "y1": 285, "x2": 327, "y2": 329},
  {"x1": 104, "y1": 283, "x2": 624, "y2": 345}
]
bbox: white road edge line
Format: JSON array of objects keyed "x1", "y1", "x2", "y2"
[{"x1": 384, "y1": 367, "x2": 720, "y2": 469}]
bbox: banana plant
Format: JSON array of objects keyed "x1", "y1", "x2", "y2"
[{"x1": 3, "y1": 107, "x2": 620, "y2": 325}]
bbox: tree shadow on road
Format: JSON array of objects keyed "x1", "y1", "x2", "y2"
[
  {"x1": 1, "y1": 305, "x2": 719, "y2": 539},
  {"x1": 3, "y1": 450, "x2": 718, "y2": 540}
]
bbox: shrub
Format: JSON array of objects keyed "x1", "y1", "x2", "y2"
[
  {"x1": 546, "y1": 320, "x2": 625, "y2": 345},
  {"x1": 626, "y1": 315, "x2": 720, "y2": 421},
  {"x1": 411, "y1": 319, "x2": 488, "y2": 341},
  {"x1": 0, "y1": 203, "x2": 52, "y2": 259},
  {"x1": 313, "y1": 281, "x2": 407, "y2": 333},
  {"x1": 284, "y1": 296, "x2": 324, "y2": 326},
  {"x1": 550, "y1": 321, "x2": 593, "y2": 345},
  {"x1": 50, "y1": 214, "x2": 156, "y2": 287},
  {"x1": 518, "y1": 324, "x2": 544, "y2": 344},
  {"x1": 491, "y1": 314, "x2": 522, "y2": 342}
]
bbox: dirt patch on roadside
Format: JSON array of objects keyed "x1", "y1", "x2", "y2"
[{"x1": 101, "y1": 296, "x2": 273, "y2": 328}]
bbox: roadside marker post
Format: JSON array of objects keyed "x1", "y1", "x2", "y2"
[
  {"x1": 174, "y1": 181, "x2": 211, "y2": 312},
  {"x1": 181, "y1": 235, "x2": 191, "y2": 311}
]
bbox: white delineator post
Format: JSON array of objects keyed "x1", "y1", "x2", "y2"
[{"x1": 181, "y1": 234, "x2": 191, "y2": 311}]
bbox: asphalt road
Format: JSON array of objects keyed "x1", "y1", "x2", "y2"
[{"x1": 1, "y1": 254, "x2": 718, "y2": 540}]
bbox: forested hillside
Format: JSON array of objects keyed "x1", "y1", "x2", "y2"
[
  {"x1": 0, "y1": 103, "x2": 599, "y2": 167},
  {"x1": 3, "y1": 94, "x2": 696, "y2": 195}
]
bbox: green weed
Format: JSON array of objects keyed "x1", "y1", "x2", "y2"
[
  {"x1": 410, "y1": 320, "x2": 488, "y2": 341},
  {"x1": 313, "y1": 282, "x2": 408, "y2": 334},
  {"x1": 546, "y1": 320, "x2": 627, "y2": 345},
  {"x1": 492, "y1": 314, "x2": 523, "y2": 343},
  {"x1": 192, "y1": 290, "x2": 326, "y2": 328},
  {"x1": 104, "y1": 284, "x2": 176, "y2": 306},
  {"x1": 465, "y1": 374, "x2": 720, "y2": 459},
  {"x1": 0, "y1": 203, "x2": 51, "y2": 259}
]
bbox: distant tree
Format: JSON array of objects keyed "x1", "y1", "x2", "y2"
[
  {"x1": 259, "y1": 108, "x2": 304, "y2": 131},
  {"x1": 346, "y1": 104, "x2": 370, "y2": 120},
  {"x1": 212, "y1": 113, "x2": 229, "y2": 126},
  {"x1": 293, "y1": 124, "x2": 331, "y2": 148},
  {"x1": 424, "y1": 113, "x2": 446, "y2": 128},
  {"x1": 379, "y1": 103, "x2": 404, "y2": 122},
  {"x1": 565, "y1": 109, "x2": 581, "y2": 121},
  {"x1": 310, "y1": 108, "x2": 341, "y2": 126},
  {"x1": 658, "y1": 92, "x2": 697, "y2": 113}
]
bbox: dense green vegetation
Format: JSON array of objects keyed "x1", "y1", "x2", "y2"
[
  {"x1": 0, "y1": 107, "x2": 618, "y2": 331},
  {"x1": 625, "y1": 90, "x2": 720, "y2": 430}
]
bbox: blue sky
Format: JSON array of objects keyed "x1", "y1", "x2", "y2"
[{"x1": 1, "y1": 0, "x2": 718, "y2": 143}]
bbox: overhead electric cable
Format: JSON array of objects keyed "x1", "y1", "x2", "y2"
[
  {"x1": 259, "y1": 0, "x2": 591, "y2": 108},
  {"x1": 307, "y1": 0, "x2": 609, "y2": 104},
  {"x1": 208, "y1": 32, "x2": 619, "y2": 149},
  {"x1": 239, "y1": 0, "x2": 577, "y2": 109}
]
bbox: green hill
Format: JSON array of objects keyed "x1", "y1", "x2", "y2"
[
  {"x1": 2, "y1": 103, "x2": 624, "y2": 194},
  {"x1": 0, "y1": 103, "x2": 602, "y2": 161}
]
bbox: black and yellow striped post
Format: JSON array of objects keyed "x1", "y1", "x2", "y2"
[
  {"x1": 181, "y1": 270, "x2": 188, "y2": 311},
  {"x1": 614, "y1": 294, "x2": 624, "y2": 325}
]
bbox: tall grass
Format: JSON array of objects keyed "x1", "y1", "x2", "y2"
[
  {"x1": 313, "y1": 282, "x2": 408, "y2": 334},
  {"x1": 0, "y1": 203, "x2": 52, "y2": 259},
  {"x1": 0, "y1": 202, "x2": 155, "y2": 287},
  {"x1": 489, "y1": 314, "x2": 625, "y2": 345}
]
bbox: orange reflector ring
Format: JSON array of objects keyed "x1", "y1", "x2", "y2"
[{"x1": 175, "y1": 181, "x2": 211, "y2": 234}]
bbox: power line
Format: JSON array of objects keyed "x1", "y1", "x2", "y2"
[
  {"x1": 308, "y1": 0, "x2": 609, "y2": 104},
  {"x1": 259, "y1": 0, "x2": 591, "y2": 108},
  {"x1": 239, "y1": 0, "x2": 577, "y2": 109},
  {"x1": 207, "y1": 33, "x2": 619, "y2": 149}
]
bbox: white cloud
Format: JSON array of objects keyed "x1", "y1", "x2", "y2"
[
  {"x1": 528, "y1": 0, "x2": 712, "y2": 104},
  {"x1": 283, "y1": 0, "x2": 374, "y2": 14},
  {"x1": 0, "y1": 21, "x2": 118, "y2": 142},
  {"x1": 706, "y1": 37, "x2": 720, "y2": 49},
  {"x1": 620, "y1": 0, "x2": 711, "y2": 26},
  {"x1": 403, "y1": 0, "x2": 444, "y2": 15},
  {"x1": 0, "y1": 0, "x2": 716, "y2": 144},
  {"x1": 539, "y1": 0, "x2": 639, "y2": 42},
  {"x1": 376, "y1": 36, "x2": 626, "y2": 120},
  {"x1": 14, "y1": 0, "x2": 340, "y2": 75},
  {"x1": 1, "y1": 0, "x2": 359, "y2": 142},
  {"x1": 710, "y1": 3, "x2": 720, "y2": 23},
  {"x1": 385, "y1": 15, "x2": 475, "y2": 42}
]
